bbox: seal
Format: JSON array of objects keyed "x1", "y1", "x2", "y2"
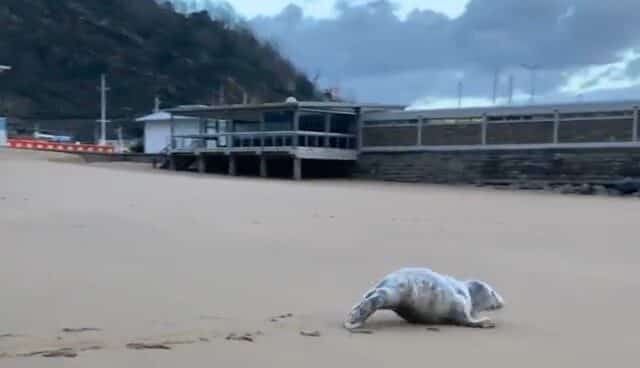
[{"x1": 344, "y1": 267, "x2": 504, "y2": 329}]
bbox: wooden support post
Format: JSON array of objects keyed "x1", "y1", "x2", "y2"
[
  {"x1": 196, "y1": 154, "x2": 206, "y2": 174},
  {"x1": 633, "y1": 106, "x2": 638, "y2": 142},
  {"x1": 168, "y1": 155, "x2": 177, "y2": 171},
  {"x1": 228, "y1": 155, "x2": 237, "y2": 176},
  {"x1": 293, "y1": 157, "x2": 302, "y2": 181},
  {"x1": 260, "y1": 156, "x2": 268, "y2": 178},
  {"x1": 553, "y1": 110, "x2": 560, "y2": 144}
]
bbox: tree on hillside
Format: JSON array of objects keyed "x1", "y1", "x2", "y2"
[{"x1": 0, "y1": 0, "x2": 317, "y2": 117}]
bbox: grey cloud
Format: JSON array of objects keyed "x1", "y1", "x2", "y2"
[
  {"x1": 625, "y1": 58, "x2": 640, "y2": 78},
  {"x1": 249, "y1": 0, "x2": 640, "y2": 104}
]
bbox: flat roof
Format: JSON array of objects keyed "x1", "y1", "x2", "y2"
[
  {"x1": 367, "y1": 99, "x2": 640, "y2": 121},
  {"x1": 164, "y1": 98, "x2": 640, "y2": 121},
  {"x1": 135, "y1": 111, "x2": 195, "y2": 122},
  {"x1": 165, "y1": 100, "x2": 406, "y2": 119}
]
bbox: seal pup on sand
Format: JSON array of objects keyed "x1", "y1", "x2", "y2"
[{"x1": 344, "y1": 267, "x2": 504, "y2": 330}]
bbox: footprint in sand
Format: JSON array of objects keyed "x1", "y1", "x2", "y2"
[
  {"x1": 269, "y1": 313, "x2": 294, "y2": 322},
  {"x1": 0, "y1": 333, "x2": 21, "y2": 339},
  {"x1": 61, "y1": 327, "x2": 102, "y2": 333},
  {"x1": 12, "y1": 343, "x2": 105, "y2": 359},
  {"x1": 79, "y1": 346, "x2": 104, "y2": 352},
  {"x1": 160, "y1": 339, "x2": 199, "y2": 346},
  {"x1": 225, "y1": 333, "x2": 255, "y2": 342},
  {"x1": 42, "y1": 349, "x2": 78, "y2": 358},
  {"x1": 126, "y1": 342, "x2": 172, "y2": 350},
  {"x1": 18, "y1": 348, "x2": 79, "y2": 359},
  {"x1": 300, "y1": 330, "x2": 321, "y2": 337},
  {"x1": 126, "y1": 336, "x2": 212, "y2": 351}
]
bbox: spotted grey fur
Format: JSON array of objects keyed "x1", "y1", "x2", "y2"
[{"x1": 344, "y1": 267, "x2": 505, "y2": 330}]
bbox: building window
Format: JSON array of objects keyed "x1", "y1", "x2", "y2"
[{"x1": 263, "y1": 111, "x2": 293, "y2": 131}]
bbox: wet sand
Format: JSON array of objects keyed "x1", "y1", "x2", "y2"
[{"x1": 1, "y1": 148, "x2": 638, "y2": 367}]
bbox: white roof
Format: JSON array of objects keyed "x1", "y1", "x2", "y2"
[
  {"x1": 135, "y1": 111, "x2": 194, "y2": 122},
  {"x1": 366, "y1": 99, "x2": 640, "y2": 121}
]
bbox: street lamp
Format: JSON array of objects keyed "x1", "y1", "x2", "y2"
[{"x1": 0, "y1": 65, "x2": 10, "y2": 147}]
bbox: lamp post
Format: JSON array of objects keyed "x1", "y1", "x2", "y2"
[
  {"x1": 97, "y1": 74, "x2": 110, "y2": 146},
  {"x1": 0, "y1": 66, "x2": 10, "y2": 147}
]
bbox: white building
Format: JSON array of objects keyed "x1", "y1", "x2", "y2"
[
  {"x1": 0, "y1": 117, "x2": 7, "y2": 146},
  {"x1": 136, "y1": 111, "x2": 202, "y2": 154}
]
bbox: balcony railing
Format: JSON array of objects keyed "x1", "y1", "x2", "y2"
[{"x1": 170, "y1": 131, "x2": 357, "y2": 152}]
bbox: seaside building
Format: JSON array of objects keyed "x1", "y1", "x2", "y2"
[{"x1": 155, "y1": 99, "x2": 640, "y2": 182}]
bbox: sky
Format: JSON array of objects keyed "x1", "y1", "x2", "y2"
[
  {"x1": 200, "y1": 0, "x2": 640, "y2": 109},
  {"x1": 226, "y1": 0, "x2": 468, "y2": 19}
]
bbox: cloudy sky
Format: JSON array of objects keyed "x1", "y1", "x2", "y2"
[{"x1": 207, "y1": 0, "x2": 640, "y2": 108}]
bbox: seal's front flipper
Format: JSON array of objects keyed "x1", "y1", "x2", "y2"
[
  {"x1": 452, "y1": 299, "x2": 496, "y2": 329},
  {"x1": 463, "y1": 317, "x2": 496, "y2": 329}
]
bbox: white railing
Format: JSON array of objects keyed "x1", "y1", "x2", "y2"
[{"x1": 170, "y1": 131, "x2": 357, "y2": 152}]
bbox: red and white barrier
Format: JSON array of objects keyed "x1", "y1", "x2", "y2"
[{"x1": 7, "y1": 139, "x2": 114, "y2": 153}]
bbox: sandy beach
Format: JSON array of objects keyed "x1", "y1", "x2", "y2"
[{"x1": 1, "y1": 148, "x2": 639, "y2": 367}]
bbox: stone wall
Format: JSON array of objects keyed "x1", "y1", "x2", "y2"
[
  {"x1": 422, "y1": 124, "x2": 481, "y2": 145},
  {"x1": 557, "y1": 119, "x2": 632, "y2": 143},
  {"x1": 487, "y1": 121, "x2": 554, "y2": 144},
  {"x1": 361, "y1": 126, "x2": 417, "y2": 146},
  {"x1": 355, "y1": 147, "x2": 640, "y2": 184},
  {"x1": 362, "y1": 118, "x2": 636, "y2": 147}
]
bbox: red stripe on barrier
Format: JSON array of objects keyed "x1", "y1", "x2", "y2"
[{"x1": 7, "y1": 139, "x2": 114, "y2": 153}]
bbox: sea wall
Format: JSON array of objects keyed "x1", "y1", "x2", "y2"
[{"x1": 355, "y1": 147, "x2": 640, "y2": 184}]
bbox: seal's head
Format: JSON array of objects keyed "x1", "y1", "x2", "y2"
[
  {"x1": 344, "y1": 299, "x2": 372, "y2": 330},
  {"x1": 466, "y1": 280, "x2": 504, "y2": 312}
]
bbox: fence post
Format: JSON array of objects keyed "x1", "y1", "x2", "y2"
[
  {"x1": 325, "y1": 113, "x2": 331, "y2": 147},
  {"x1": 356, "y1": 108, "x2": 364, "y2": 151},
  {"x1": 481, "y1": 114, "x2": 488, "y2": 145},
  {"x1": 633, "y1": 106, "x2": 638, "y2": 142},
  {"x1": 260, "y1": 112, "x2": 265, "y2": 149},
  {"x1": 417, "y1": 116, "x2": 423, "y2": 146},
  {"x1": 293, "y1": 111, "x2": 300, "y2": 147},
  {"x1": 553, "y1": 109, "x2": 560, "y2": 144}
]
